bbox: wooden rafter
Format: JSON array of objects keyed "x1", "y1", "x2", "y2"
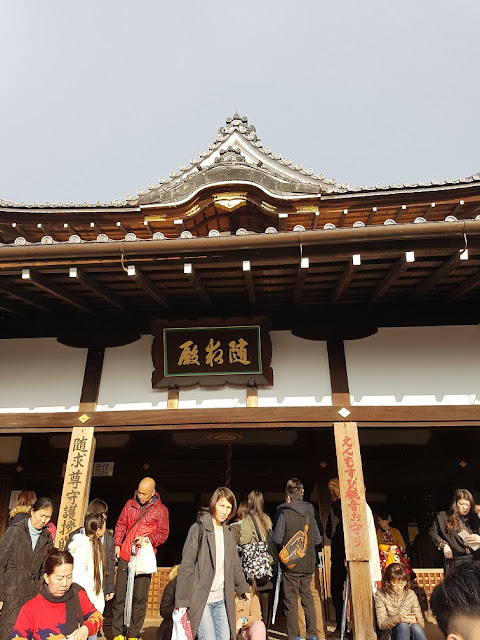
[
  {"x1": 0, "y1": 298, "x2": 23, "y2": 316},
  {"x1": 133, "y1": 268, "x2": 168, "y2": 307},
  {"x1": 293, "y1": 263, "x2": 308, "y2": 304},
  {"x1": 28, "y1": 271, "x2": 94, "y2": 314},
  {"x1": 75, "y1": 269, "x2": 126, "y2": 310},
  {"x1": 410, "y1": 253, "x2": 462, "y2": 300},
  {"x1": 183, "y1": 264, "x2": 211, "y2": 304},
  {"x1": 243, "y1": 268, "x2": 256, "y2": 306},
  {"x1": 0, "y1": 279, "x2": 53, "y2": 313},
  {"x1": 394, "y1": 207, "x2": 405, "y2": 223},
  {"x1": 332, "y1": 261, "x2": 355, "y2": 303},
  {"x1": 447, "y1": 269, "x2": 480, "y2": 301},
  {"x1": 369, "y1": 256, "x2": 408, "y2": 303}
]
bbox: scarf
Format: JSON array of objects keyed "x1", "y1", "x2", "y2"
[{"x1": 41, "y1": 582, "x2": 84, "y2": 635}]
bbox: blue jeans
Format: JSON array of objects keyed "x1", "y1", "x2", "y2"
[
  {"x1": 392, "y1": 622, "x2": 427, "y2": 640},
  {"x1": 197, "y1": 598, "x2": 230, "y2": 640}
]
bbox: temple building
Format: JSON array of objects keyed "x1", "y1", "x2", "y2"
[{"x1": 1, "y1": 114, "x2": 480, "y2": 638}]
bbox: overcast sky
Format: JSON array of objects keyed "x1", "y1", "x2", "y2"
[{"x1": 1, "y1": 1, "x2": 479, "y2": 204}]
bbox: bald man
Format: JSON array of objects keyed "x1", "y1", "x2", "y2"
[{"x1": 112, "y1": 478, "x2": 169, "y2": 640}]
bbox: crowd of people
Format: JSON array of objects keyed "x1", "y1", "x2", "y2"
[{"x1": 1, "y1": 482, "x2": 480, "y2": 640}]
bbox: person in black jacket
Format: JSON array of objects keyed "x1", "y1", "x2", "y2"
[
  {"x1": 325, "y1": 477, "x2": 346, "y2": 635},
  {"x1": 156, "y1": 565, "x2": 179, "y2": 640},
  {"x1": 65, "y1": 498, "x2": 115, "y2": 601},
  {"x1": 0, "y1": 496, "x2": 54, "y2": 640},
  {"x1": 8, "y1": 491, "x2": 37, "y2": 528},
  {"x1": 429, "y1": 488, "x2": 480, "y2": 573},
  {"x1": 273, "y1": 478, "x2": 322, "y2": 640}
]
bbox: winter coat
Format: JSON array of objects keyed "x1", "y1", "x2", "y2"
[
  {"x1": 175, "y1": 513, "x2": 249, "y2": 639},
  {"x1": 8, "y1": 506, "x2": 31, "y2": 528},
  {"x1": 273, "y1": 500, "x2": 321, "y2": 574},
  {"x1": 157, "y1": 577, "x2": 176, "y2": 640},
  {"x1": 429, "y1": 510, "x2": 479, "y2": 557},
  {"x1": 65, "y1": 527, "x2": 115, "y2": 596},
  {"x1": 68, "y1": 532, "x2": 105, "y2": 613},
  {"x1": 375, "y1": 587, "x2": 424, "y2": 640},
  {"x1": 114, "y1": 492, "x2": 169, "y2": 563},
  {"x1": 0, "y1": 518, "x2": 53, "y2": 640}
]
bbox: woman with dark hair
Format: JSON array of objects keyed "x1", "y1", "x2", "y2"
[
  {"x1": 68, "y1": 513, "x2": 107, "y2": 617},
  {"x1": 230, "y1": 500, "x2": 249, "y2": 545},
  {"x1": 375, "y1": 563, "x2": 426, "y2": 640},
  {"x1": 239, "y1": 490, "x2": 276, "y2": 630},
  {"x1": 65, "y1": 499, "x2": 115, "y2": 603},
  {"x1": 376, "y1": 510, "x2": 413, "y2": 577},
  {"x1": 325, "y1": 477, "x2": 346, "y2": 636},
  {"x1": 429, "y1": 488, "x2": 480, "y2": 572},
  {"x1": 8, "y1": 491, "x2": 37, "y2": 527},
  {"x1": 11, "y1": 548, "x2": 102, "y2": 640},
  {"x1": 0, "y1": 497, "x2": 55, "y2": 640},
  {"x1": 175, "y1": 487, "x2": 250, "y2": 640}
]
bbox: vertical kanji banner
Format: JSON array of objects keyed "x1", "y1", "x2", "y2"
[
  {"x1": 55, "y1": 426, "x2": 95, "y2": 549},
  {"x1": 333, "y1": 421, "x2": 370, "y2": 562}
]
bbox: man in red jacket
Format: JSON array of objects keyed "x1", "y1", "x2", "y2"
[{"x1": 112, "y1": 477, "x2": 169, "y2": 640}]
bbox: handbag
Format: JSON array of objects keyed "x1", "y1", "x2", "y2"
[
  {"x1": 135, "y1": 538, "x2": 157, "y2": 574},
  {"x1": 172, "y1": 609, "x2": 193, "y2": 640},
  {"x1": 240, "y1": 515, "x2": 273, "y2": 583}
]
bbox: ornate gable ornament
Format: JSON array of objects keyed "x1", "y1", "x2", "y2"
[{"x1": 133, "y1": 113, "x2": 341, "y2": 206}]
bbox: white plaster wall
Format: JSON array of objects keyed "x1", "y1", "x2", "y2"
[
  {"x1": 0, "y1": 338, "x2": 87, "y2": 412},
  {"x1": 345, "y1": 326, "x2": 480, "y2": 405},
  {"x1": 258, "y1": 331, "x2": 332, "y2": 407},
  {"x1": 97, "y1": 336, "x2": 168, "y2": 411},
  {"x1": 97, "y1": 331, "x2": 332, "y2": 410}
]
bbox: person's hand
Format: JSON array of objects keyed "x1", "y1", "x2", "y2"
[
  {"x1": 0, "y1": 601, "x2": 3, "y2": 611},
  {"x1": 105, "y1": 593, "x2": 114, "y2": 601},
  {"x1": 115, "y1": 545, "x2": 121, "y2": 560},
  {"x1": 242, "y1": 592, "x2": 251, "y2": 603},
  {"x1": 399, "y1": 612, "x2": 416, "y2": 624},
  {"x1": 443, "y1": 544, "x2": 453, "y2": 559},
  {"x1": 466, "y1": 534, "x2": 480, "y2": 545},
  {"x1": 175, "y1": 607, "x2": 188, "y2": 617},
  {"x1": 134, "y1": 536, "x2": 145, "y2": 547},
  {"x1": 236, "y1": 618, "x2": 243, "y2": 633},
  {"x1": 67, "y1": 624, "x2": 89, "y2": 640}
]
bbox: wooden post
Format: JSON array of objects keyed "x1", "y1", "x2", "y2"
[
  {"x1": 246, "y1": 382, "x2": 258, "y2": 407},
  {"x1": 55, "y1": 426, "x2": 95, "y2": 549},
  {"x1": 167, "y1": 385, "x2": 179, "y2": 409},
  {"x1": 334, "y1": 421, "x2": 375, "y2": 640}
]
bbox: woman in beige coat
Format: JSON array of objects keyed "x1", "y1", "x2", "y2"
[{"x1": 375, "y1": 563, "x2": 426, "y2": 640}]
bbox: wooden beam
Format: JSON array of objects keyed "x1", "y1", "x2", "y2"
[
  {"x1": 393, "y1": 207, "x2": 405, "y2": 223},
  {"x1": 293, "y1": 263, "x2": 308, "y2": 304},
  {"x1": 369, "y1": 256, "x2": 408, "y2": 303},
  {"x1": 133, "y1": 268, "x2": 168, "y2": 307},
  {"x1": 246, "y1": 383, "x2": 258, "y2": 407},
  {"x1": 55, "y1": 426, "x2": 95, "y2": 549},
  {"x1": 1, "y1": 404, "x2": 479, "y2": 432},
  {"x1": 327, "y1": 339, "x2": 350, "y2": 407},
  {"x1": 79, "y1": 347, "x2": 105, "y2": 413},
  {"x1": 13, "y1": 224, "x2": 36, "y2": 243},
  {"x1": 0, "y1": 279, "x2": 53, "y2": 313},
  {"x1": 0, "y1": 299, "x2": 23, "y2": 316},
  {"x1": 167, "y1": 386, "x2": 179, "y2": 409},
  {"x1": 332, "y1": 261, "x2": 355, "y2": 303},
  {"x1": 334, "y1": 421, "x2": 375, "y2": 640},
  {"x1": 366, "y1": 209, "x2": 376, "y2": 225},
  {"x1": 28, "y1": 271, "x2": 94, "y2": 314},
  {"x1": 243, "y1": 268, "x2": 256, "y2": 306},
  {"x1": 447, "y1": 269, "x2": 480, "y2": 301},
  {"x1": 278, "y1": 214, "x2": 288, "y2": 232},
  {"x1": 410, "y1": 252, "x2": 462, "y2": 300},
  {"x1": 183, "y1": 264, "x2": 211, "y2": 304},
  {"x1": 76, "y1": 268, "x2": 126, "y2": 310}
]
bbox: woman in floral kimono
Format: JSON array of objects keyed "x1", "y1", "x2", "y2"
[{"x1": 376, "y1": 510, "x2": 414, "y2": 577}]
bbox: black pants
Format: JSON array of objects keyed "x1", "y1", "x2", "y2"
[
  {"x1": 112, "y1": 557, "x2": 152, "y2": 637},
  {"x1": 282, "y1": 571, "x2": 316, "y2": 640},
  {"x1": 330, "y1": 560, "x2": 347, "y2": 631},
  {"x1": 258, "y1": 588, "x2": 273, "y2": 630}
]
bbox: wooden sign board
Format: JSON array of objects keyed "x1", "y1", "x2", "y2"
[
  {"x1": 151, "y1": 317, "x2": 273, "y2": 388},
  {"x1": 333, "y1": 421, "x2": 370, "y2": 562},
  {"x1": 55, "y1": 426, "x2": 95, "y2": 550}
]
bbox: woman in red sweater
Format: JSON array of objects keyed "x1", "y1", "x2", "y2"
[{"x1": 11, "y1": 548, "x2": 102, "y2": 640}]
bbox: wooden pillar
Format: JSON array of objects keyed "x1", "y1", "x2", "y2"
[
  {"x1": 334, "y1": 421, "x2": 375, "y2": 640},
  {"x1": 246, "y1": 382, "x2": 258, "y2": 407},
  {"x1": 55, "y1": 346, "x2": 104, "y2": 548},
  {"x1": 55, "y1": 426, "x2": 95, "y2": 549},
  {"x1": 167, "y1": 385, "x2": 179, "y2": 409}
]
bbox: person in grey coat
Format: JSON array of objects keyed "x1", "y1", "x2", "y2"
[{"x1": 175, "y1": 487, "x2": 250, "y2": 640}]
